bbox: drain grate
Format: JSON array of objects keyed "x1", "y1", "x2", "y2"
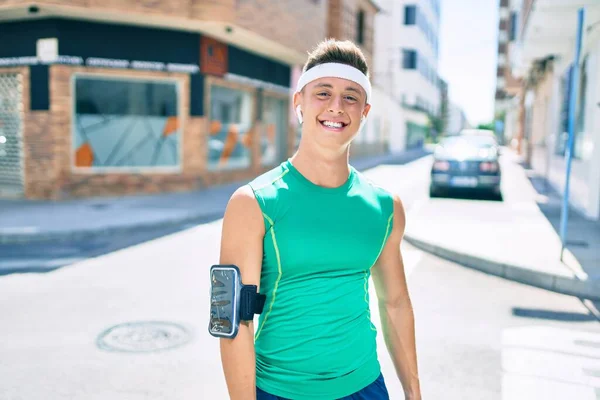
[{"x1": 97, "y1": 321, "x2": 192, "y2": 353}]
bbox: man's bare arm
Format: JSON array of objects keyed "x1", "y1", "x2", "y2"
[
  {"x1": 372, "y1": 195, "x2": 421, "y2": 399},
  {"x1": 218, "y1": 185, "x2": 265, "y2": 400}
]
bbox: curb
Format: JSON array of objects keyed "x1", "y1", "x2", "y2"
[
  {"x1": 0, "y1": 210, "x2": 226, "y2": 245},
  {"x1": 404, "y1": 234, "x2": 600, "y2": 301}
]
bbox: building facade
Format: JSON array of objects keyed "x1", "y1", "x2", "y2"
[
  {"x1": 374, "y1": 0, "x2": 442, "y2": 152},
  {"x1": 446, "y1": 102, "x2": 470, "y2": 136},
  {"x1": 323, "y1": 0, "x2": 392, "y2": 158},
  {"x1": 494, "y1": 0, "x2": 525, "y2": 150},
  {"x1": 0, "y1": 1, "x2": 327, "y2": 199},
  {"x1": 509, "y1": 0, "x2": 600, "y2": 220}
]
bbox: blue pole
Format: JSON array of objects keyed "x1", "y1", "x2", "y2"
[{"x1": 560, "y1": 8, "x2": 585, "y2": 261}]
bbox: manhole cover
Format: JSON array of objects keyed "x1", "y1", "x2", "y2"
[{"x1": 97, "y1": 321, "x2": 192, "y2": 353}]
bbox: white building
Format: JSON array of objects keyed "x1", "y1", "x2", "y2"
[
  {"x1": 513, "y1": 0, "x2": 600, "y2": 220},
  {"x1": 446, "y1": 102, "x2": 471, "y2": 135},
  {"x1": 374, "y1": 0, "x2": 442, "y2": 152}
]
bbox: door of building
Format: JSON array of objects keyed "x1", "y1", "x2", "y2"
[{"x1": 0, "y1": 73, "x2": 25, "y2": 197}]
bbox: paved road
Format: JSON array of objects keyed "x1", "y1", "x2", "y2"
[
  {"x1": 0, "y1": 219, "x2": 598, "y2": 399},
  {"x1": 1, "y1": 154, "x2": 598, "y2": 399}
]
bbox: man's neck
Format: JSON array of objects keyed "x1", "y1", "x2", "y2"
[{"x1": 290, "y1": 141, "x2": 351, "y2": 188}]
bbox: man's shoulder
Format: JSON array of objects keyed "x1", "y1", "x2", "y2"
[
  {"x1": 352, "y1": 168, "x2": 393, "y2": 199},
  {"x1": 248, "y1": 162, "x2": 290, "y2": 194}
]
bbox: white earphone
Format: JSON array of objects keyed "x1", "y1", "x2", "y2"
[{"x1": 296, "y1": 105, "x2": 303, "y2": 124}]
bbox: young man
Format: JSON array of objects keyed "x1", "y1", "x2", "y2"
[{"x1": 218, "y1": 39, "x2": 421, "y2": 400}]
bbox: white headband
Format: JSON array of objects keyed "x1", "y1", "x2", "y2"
[{"x1": 295, "y1": 62, "x2": 372, "y2": 103}]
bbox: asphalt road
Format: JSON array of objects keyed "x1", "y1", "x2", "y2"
[
  {"x1": 1, "y1": 154, "x2": 598, "y2": 399},
  {"x1": 0, "y1": 224, "x2": 598, "y2": 399}
]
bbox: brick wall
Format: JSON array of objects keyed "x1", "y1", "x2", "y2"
[
  {"x1": 0, "y1": 67, "x2": 54, "y2": 199},
  {"x1": 235, "y1": 0, "x2": 327, "y2": 55},
  {"x1": 327, "y1": 0, "x2": 377, "y2": 74},
  {"x1": 13, "y1": 65, "x2": 294, "y2": 199},
  {"x1": 0, "y1": 0, "x2": 325, "y2": 56},
  {"x1": 191, "y1": 0, "x2": 235, "y2": 22}
]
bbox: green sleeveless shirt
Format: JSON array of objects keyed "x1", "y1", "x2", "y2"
[{"x1": 248, "y1": 159, "x2": 394, "y2": 400}]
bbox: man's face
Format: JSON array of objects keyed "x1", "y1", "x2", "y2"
[{"x1": 295, "y1": 77, "x2": 371, "y2": 149}]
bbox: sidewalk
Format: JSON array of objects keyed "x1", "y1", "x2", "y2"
[
  {"x1": 0, "y1": 149, "x2": 429, "y2": 244},
  {"x1": 403, "y1": 149, "x2": 600, "y2": 302}
]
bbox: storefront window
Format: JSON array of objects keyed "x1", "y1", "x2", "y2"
[
  {"x1": 261, "y1": 95, "x2": 288, "y2": 166},
  {"x1": 73, "y1": 76, "x2": 181, "y2": 170},
  {"x1": 208, "y1": 85, "x2": 253, "y2": 170}
]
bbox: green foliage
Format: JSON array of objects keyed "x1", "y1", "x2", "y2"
[{"x1": 476, "y1": 122, "x2": 495, "y2": 131}]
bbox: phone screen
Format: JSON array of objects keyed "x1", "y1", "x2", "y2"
[{"x1": 209, "y1": 268, "x2": 237, "y2": 337}]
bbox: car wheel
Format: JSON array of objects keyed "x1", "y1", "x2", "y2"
[{"x1": 429, "y1": 185, "x2": 440, "y2": 198}]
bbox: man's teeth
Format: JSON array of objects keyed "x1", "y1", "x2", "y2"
[{"x1": 323, "y1": 121, "x2": 343, "y2": 128}]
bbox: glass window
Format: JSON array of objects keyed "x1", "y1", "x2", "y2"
[
  {"x1": 404, "y1": 5, "x2": 416, "y2": 25},
  {"x1": 357, "y1": 10, "x2": 365, "y2": 45},
  {"x1": 73, "y1": 76, "x2": 180, "y2": 170},
  {"x1": 261, "y1": 95, "x2": 288, "y2": 166},
  {"x1": 509, "y1": 12, "x2": 518, "y2": 41},
  {"x1": 556, "y1": 66, "x2": 572, "y2": 156},
  {"x1": 208, "y1": 84, "x2": 254, "y2": 170},
  {"x1": 402, "y1": 49, "x2": 417, "y2": 69}
]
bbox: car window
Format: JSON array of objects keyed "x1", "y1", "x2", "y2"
[{"x1": 440, "y1": 136, "x2": 496, "y2": 149}]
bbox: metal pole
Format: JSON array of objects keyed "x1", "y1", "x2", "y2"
[{"x1": 560, "y1": 8, "x2": 585, "y2": 261}]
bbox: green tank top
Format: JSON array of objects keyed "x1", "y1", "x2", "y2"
[{"x1": 248, "y1": 159, "x2": 394, "y2": 400}]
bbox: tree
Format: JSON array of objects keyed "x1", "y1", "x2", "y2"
[{"x1": 476, "y1": 122, "x2": 495, "y2": 131}]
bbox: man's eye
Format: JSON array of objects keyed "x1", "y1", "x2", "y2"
[
  {"x1": 317, "y1": 92, "x2": 329, "y2": 97},
  {"x1": 345, "y1": 96, "x2": 357, "y2": 101}
]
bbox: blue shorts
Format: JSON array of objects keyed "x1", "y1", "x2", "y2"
[{"x1": 256, "y1": 373, "x2": 389, "y2": 400}]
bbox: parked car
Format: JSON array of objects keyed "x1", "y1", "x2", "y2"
[{"x1": 430, "y1": 135, "x2": 501, "y2": 198}]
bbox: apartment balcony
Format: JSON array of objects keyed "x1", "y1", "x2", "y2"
[
  {"x1": 0, "y1": 0, "x2": 327, "y2": 64},
  {"x1": 516, "y1": 0, "x2": 600, "y2": 75}
]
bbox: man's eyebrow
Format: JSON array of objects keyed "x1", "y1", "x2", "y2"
[{"x1": 313, "y1": 82, "x2": 362, "y2": 95}]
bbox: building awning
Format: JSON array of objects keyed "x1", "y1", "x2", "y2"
[
  {"x1": 0, "y1": 2, "x2": 307, "y2": 66},
  {"x1": 518, "y1": 0, "x2": 600, "y2": 73}
]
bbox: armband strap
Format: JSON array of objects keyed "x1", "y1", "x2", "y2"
[{"x1": 239, "y1": 285, "x2": 266, "y2": 321}]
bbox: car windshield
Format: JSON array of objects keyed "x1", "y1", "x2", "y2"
[{"x1": 440, "y1": 136, "x2": 496, "y2": 150}]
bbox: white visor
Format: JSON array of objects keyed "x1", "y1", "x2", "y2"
[{"x1": 295, "y1": 62, "x2": 371, "y2": 103}]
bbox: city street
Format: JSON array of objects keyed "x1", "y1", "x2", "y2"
[{"x1": 1, "y1": 154, "x2": 599, "y2": 399}]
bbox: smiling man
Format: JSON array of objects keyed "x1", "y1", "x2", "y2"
[{"x1": 218, "y1": 39, "x2": 421, "y2": 400}]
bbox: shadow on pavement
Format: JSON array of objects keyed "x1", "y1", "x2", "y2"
[
  {"x1": 522, "y1": 165, "x2": 600, "y2": 282},
  {"x1": 512, "y1": 307, "x2": 597, "y2": 322},
  {"x1": 430, "y1": 188, "x2": 503, "y2": 202},
  {"x1": 0, "y1": 212, "x2": 223, "y2": 276}
]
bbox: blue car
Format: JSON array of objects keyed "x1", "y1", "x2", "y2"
[{"x1": 430, "y1": 135, "x2": 502, "y2": 198}]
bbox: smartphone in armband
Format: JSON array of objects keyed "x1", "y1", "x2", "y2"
[{"x1": 208, "y1": 264, "x2": 266, "y2": 339}]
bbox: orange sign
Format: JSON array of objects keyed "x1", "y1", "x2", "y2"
[{"x1": 201, "y1": 37, "x2": 228, "y2": 76}]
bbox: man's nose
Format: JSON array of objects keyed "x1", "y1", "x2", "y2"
[{"x1": 328, "y1": 95, "x2": 344, "y2": 114}]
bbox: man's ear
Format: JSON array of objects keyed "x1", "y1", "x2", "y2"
[{"x1": 362, "y1": 103, "x2": 372, "y2": 119}]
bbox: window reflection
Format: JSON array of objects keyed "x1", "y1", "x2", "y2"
[{"x1": 208, "y1": 85, "x2": 253, "y2": 170}]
